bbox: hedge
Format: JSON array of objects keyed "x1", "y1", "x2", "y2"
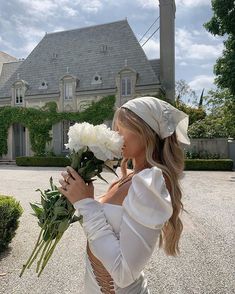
[
  {"x1": 184, "y1": 159, "x2": 233, "y2": 171},
  {"x1": 0, "y1": 196, "x2": 23, "y2": 252},
  {"x1": 16, "y1": 156, "x2": 234, "y2": 171},
  {"x1": 16, "y1": 156, "x2": 70, "y2": 167}
]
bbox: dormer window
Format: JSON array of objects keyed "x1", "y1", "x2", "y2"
[
  {"x1": 64, "y1": 81, "x2": 73, "y2": 100},
  {"x1": 38, "y1": 80, "x2": 48, "y2": 90},
  {"x1": 121, "y1": 77, "x2": 131, "y2": 96},
  {"x1": 12, "y1": 79, "x2": 28, "y2": 106},
  {"x1": 60, "y1": 74, "x2": 77, "y2": 106},
  {"x1": 91, "y1": 73, "x2": 102, "y2": 85},
  {"x1": 15, "y1": 87, "x2": 23, "y2": 104}
]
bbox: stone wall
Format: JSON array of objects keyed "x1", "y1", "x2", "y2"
[{"x1": 183, "y1": 138, "x2": 232, "y2": 159}]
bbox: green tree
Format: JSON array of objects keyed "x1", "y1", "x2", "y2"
[
  {"x1": 189, "y1": 88, "x2": 235, "y2": 138},
  {"x1": 204, "y1": 0, "x2": 235, "y2": 95},
  {"x1": 175, "y1": 79, "x2": 197, "y2": 106},
  {"x1": 175, "y1": 80, "x2": 206, "y2": 125},
  {"x1": 205, "y1": 88, "x2": 235, "y2": 137}
]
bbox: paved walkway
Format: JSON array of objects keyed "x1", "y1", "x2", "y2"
[{"x1": 0, "y1": 166, "x2": 234, "y2": 294}]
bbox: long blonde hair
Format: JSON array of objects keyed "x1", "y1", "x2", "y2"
[{"x1": 113, "y1": 107, "x2": 185, "y2": 256}]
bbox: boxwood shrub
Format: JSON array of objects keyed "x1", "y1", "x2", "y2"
[
  {"x1": 0, "y1": 196, "x2": 23, "y2": 252},
  {"x1": 185, "y1": 159, "x2": 233, "y2": 171},
  {"x1": 16, "y1": 156, "x2": 70, "y2": 167}
]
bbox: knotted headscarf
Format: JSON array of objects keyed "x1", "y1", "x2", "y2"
[{"x1": 122, "y1": 96, "x2": 190, "y2": 145}]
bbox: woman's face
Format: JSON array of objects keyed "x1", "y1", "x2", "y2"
[{"x1": 116, "y1": 121, "x2": 146, "y2": 159}]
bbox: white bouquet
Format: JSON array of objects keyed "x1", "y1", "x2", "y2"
[{"x1": 20, "y1": 122, "x2": 123, "y2": 277}]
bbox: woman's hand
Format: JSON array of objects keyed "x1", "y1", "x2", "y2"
[{"x1": 58, "y1": 166, "x2": 94, "y2": 204}]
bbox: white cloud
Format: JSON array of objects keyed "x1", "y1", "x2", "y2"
[
  {"x1": 176, "y1": 0, "x2": 211, "y2": 7},
  {"x1": 141, "y1": 38, "x2": 159, "y2": 59},
  {"x1": 189, "y1": 75, "x2": 215, "y2": 90},
  {"x1": 76, "y1": 0, "x2": 103, "y2": 13},
  {"x1": 136, "y1": 0, "x2": 158, "y2": 9},
  {"x1": 200, "y1": 63, "x2": 213, "y2": 69},
  {"x1": 63, "y1": 7, "x2": 78, "y2": 16},
  {"x1": 176, "y1": 28, "x2": 224, "y2": 60},
  {"x1": 179, "y1": 61, "x2": 188, "y2": 66},
  {"x1": 16, "y1": 25, "x2": 45, "y2": 40},
  {"x1": 22, "y1": 41, "x2": 39, "y2": 55},
  {"x1": 18, "y1": 0, "x2": 58, "y2": 17}
]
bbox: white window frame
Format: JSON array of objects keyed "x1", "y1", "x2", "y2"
[
  {"x1": 64, "y1": 81, "x2": 73, "y2": 100},
  {"x1": 121, "y1": 77, "x2": 131, "y2": 96},
  {"x1": 15, "y1": 87, "x2": 23, "y2": 105}
]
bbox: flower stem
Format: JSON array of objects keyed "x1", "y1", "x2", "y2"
[
  {"x1": 36, "y1": 239, "x2": 52, "y2": 273},
  {"x1": 19, "y1": 227, "x2": 44, "y2": 277},
  {"x1": 27, "y1": 239, "x2": 45, "y2": 269},
  {"x1": 37, "y1": 234, "x2": 63, "y2": 277}
]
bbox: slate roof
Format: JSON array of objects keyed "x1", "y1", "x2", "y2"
[
  {"x1": 0, "y1": 61, "x2": 23, "y2": 89},
  {"x1": 0, "y1": 20, "x2": 159, "y2": 99},
  {"x1": 149, "y1": 59, "x2": 160, "y2": 80}
]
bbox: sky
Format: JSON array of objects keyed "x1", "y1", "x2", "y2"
[{"x1": 0, "y1": 0, "x2": 224, "y2": 101}]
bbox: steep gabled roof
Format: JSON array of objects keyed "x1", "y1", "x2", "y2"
[
  {"x1": 0, "y1": 20, "x2": 159, "y2": 98},
  {"x1": 0, "y1": 61, "x2": 23, "y2": 89}
]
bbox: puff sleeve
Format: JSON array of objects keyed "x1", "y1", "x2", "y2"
[
  {"x1": 73, "y1": 167, "x2": 173, "y2": 288},
  {"x1": 123, "y1": 167, "x2": 173, "y2": 228}
]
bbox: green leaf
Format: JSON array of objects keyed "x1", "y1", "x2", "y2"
[
  {"x1": 58, "y1": 220, "x2": 69, "y2": 233},
  {"x1": 30, "y1": 203, "x2": 43, "y2": 219},
  {"x1": 53, "y1": 206, "x2": 68, "y2": 217}
]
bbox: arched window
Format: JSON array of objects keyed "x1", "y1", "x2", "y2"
[
  {"x1": 64, "y1": 81, "x2": 73, "y2": 100},
  {"x1": 121, "y1": 77, "x2": 131, "y2": 96},
  {"x1": 15, "y1": 86, "x2": 23, "y2": 104}
]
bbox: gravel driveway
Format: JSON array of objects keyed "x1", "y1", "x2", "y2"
[{"x1": 0, "y1": 166, "x2": 234, "y2": 294}]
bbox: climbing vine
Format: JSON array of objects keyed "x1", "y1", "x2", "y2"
[{"x1": 0, "y1": 95, "x2": 115, "y2": 156}]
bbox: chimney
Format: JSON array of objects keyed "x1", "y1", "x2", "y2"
[{"x1": 159, "y1": 0, "x2": 176, "y2": 102}]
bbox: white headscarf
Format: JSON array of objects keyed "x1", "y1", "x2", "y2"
[{"x1": 121, "y1": 96, "x2": 190, "y2": 145}]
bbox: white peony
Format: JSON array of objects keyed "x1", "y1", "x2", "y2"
[{"x1": 65, "y1": 122, "x2": 123, "y2": 161}]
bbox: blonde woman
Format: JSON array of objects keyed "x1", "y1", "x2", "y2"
[{"x1": 59, "y1": 97, "x2": 190, "y2": 294}]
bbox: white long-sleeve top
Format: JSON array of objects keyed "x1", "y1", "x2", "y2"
[{"x1": 74, "y1": 167, "x2": 173, "y2": 293}]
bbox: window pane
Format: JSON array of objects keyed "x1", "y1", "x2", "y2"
[
  {"x1": 64, "y1": 82, "x2": 73, "y2": 99},
  {"x1": 126, "y1": 78, "x2": 131, "y2": 95},
  {"x1": 121, "y1": 77, "x2": 131, "y2": 96},
  {"x1": 15, "y1": 88, "x2": 23, "y2": 104},
  {"x1": 121, "y1": 78, "x2": 127, "y2": 96}
]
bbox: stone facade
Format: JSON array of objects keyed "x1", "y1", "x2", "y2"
[{"x1": 0, "y1": 1, "x2": 176, "y2": 160}]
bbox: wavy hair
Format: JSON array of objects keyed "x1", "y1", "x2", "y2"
[{"x1": 113, "y1": 107, "x2": 185, "y2": 256}]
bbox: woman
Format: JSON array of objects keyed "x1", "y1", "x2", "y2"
[{"x1": 59, "y1": 96, "x2": 190, "y2": 293}]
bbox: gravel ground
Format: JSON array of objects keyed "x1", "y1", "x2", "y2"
[{"x1": 0, "y1": 166, "x2": 234, "y2": 294}]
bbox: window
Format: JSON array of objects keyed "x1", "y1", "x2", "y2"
[
  {"x1": 64, "y1": 82, "x2": 73, "y2": 100},
  {"x1": 15, "y1": 87, "x2": 23, "y2": 104},
  {"x1": 121, "y1": 77, "x2": 131, "y2": 96},
  {"x1": 91, "y1": 73, "x2": 102, "y2": 85},
  {"x1": 62, "y1": 120, "x2": 74, "y2": 150}
]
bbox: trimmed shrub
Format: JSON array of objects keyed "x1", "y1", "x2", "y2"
[
  {"x1": 0, "y1": 196, "x2": 23, "y2": 252},
  {"x1": 185, "y1": 159, "x2": 233, "y2": 171},
  {"x1": 16, "y1": 156, "x2": 70, "y2": 167}
]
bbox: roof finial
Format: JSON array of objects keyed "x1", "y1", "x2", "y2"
[{"x1": 124, "y1": 59, "x2": 128, "y2": 67}]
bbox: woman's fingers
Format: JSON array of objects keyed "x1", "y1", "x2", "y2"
[{"x1": 66, "y1": 166, "x2": 84, "y2": 183}]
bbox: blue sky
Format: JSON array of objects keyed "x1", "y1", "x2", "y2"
[{"x1": 0, "y1": 0, "x2": 224, "y2": 97}]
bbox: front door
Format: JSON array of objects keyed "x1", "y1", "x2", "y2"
[{"x1": 13, "y1": 123, "x2": 26, "y2": 159}]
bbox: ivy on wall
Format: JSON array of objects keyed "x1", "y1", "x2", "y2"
[{"x1": 0, "y1": 95, "x2": 115, "y2": 156}]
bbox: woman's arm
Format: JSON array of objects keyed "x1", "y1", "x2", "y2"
[{"x1": 74, "y1": 167, "x2": 173, "y2": 288}]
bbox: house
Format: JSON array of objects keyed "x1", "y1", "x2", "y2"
[{"x1": 0, "y1": 0, "x2": 176, "y2": 160}]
